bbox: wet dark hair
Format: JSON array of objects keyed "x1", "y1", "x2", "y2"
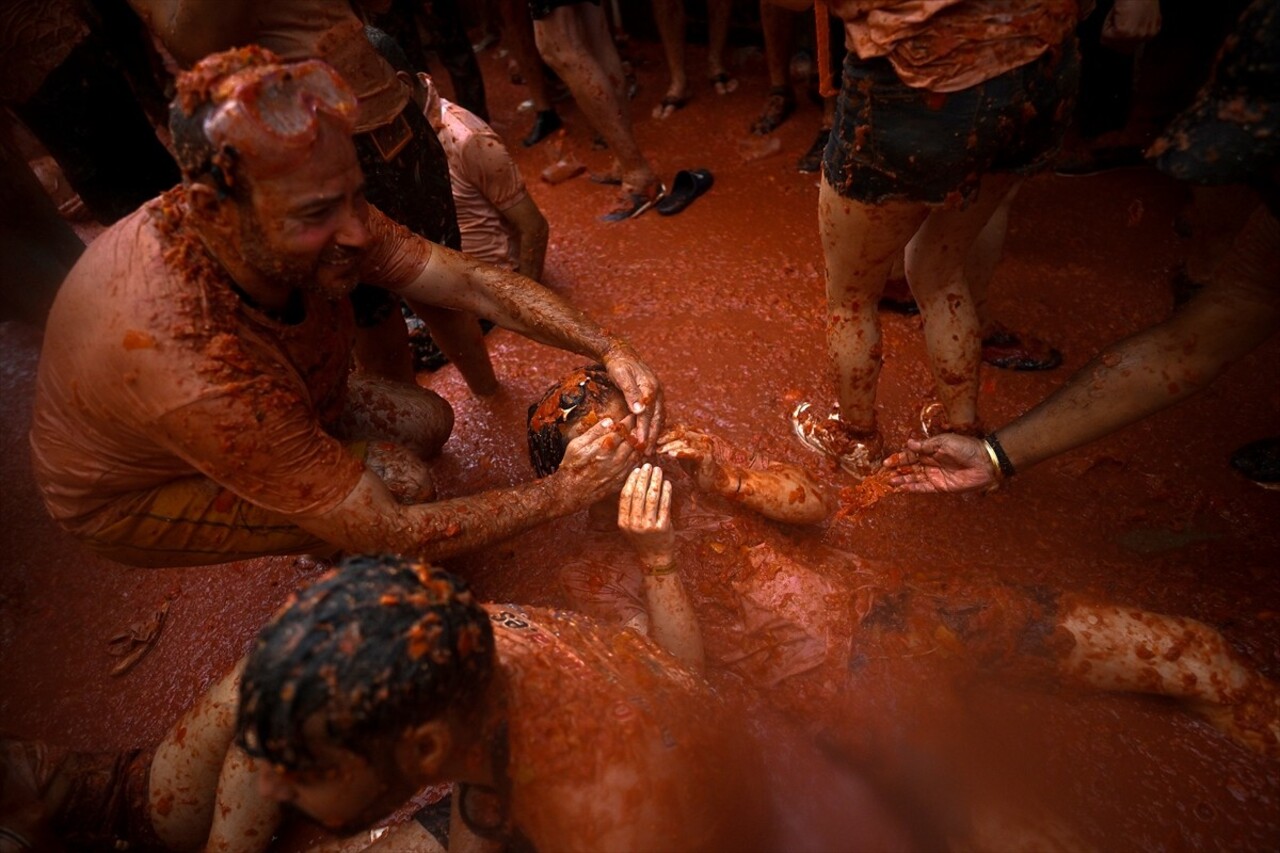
[
  {"x1": 169, "y1": 102, "x2": 236, "y2": 198},
  {"x1": 237, "y1": 555, "x2": 494, "y2": 770},
  {"x1": 526, "y1": 364, "x2": 619, "y2": 477}
]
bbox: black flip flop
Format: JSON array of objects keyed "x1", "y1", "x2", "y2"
[{"x1": 655, "y1": 168, "x2": 713, "y2": 216}]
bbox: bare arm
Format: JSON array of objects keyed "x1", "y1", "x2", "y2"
[
  {"x1": 657, "y1": 427, "x2": 833, "y2": 524},
  {"x1": 398, "y1": 243, "x2": 664, "y2": 445},
  {"x1": 462, "y1": 136, "x2": 549, "y2": 283},
  {"x1": 887, "y1": 205, "x2": 1280, "y2": 493},
  {"x1": 499, "y1": 196, "x2": 549, "y2": 283},
  {"x1": 297, "y1": 417, "x2": 639, "y2": 560},
  {"x1": 127, "y1": 0, "x2": 256, "y2": 66},
  {"x1": 403, "y1": 242, "x2": 611, "y2": 360},
  {"x1": 618, "y1": 465, "x2": 705, "y2": 674}
]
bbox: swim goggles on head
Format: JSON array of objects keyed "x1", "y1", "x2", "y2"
[{"x1": 203, "y1": 60, "x2": 358, "y2": 155}]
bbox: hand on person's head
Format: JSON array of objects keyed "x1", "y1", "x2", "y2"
[
  {"x1": 657, "y1": 427, "x2": 731, "y2": 493},
  {"x1": 884, "y1": 434, "x2": 995, "y2": 494},
  {"x1": 602, "y1": 348, "x2": 664, "y2": 451},
  {"x1": 618, "y1": 463, "x2": 675, "y2": 569},
  {"x1": 558, "y1": 414, "x2": 641, "y2": 501}
]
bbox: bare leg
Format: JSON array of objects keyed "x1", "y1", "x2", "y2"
[
  {"x1": 339, "y1": 375, "x2": 455, "y2": 459},
  {"x1": 148, "y1": 661, "x2": 280, "y2": 853},
  {"x1": 819, "y1": 176, "x2": 926, "y2": 434},
  {"x1": 753, "y1": 0, "x2": 795, "y2": 134},
  {"x1": 411, "y1": 303, "x2": 499, "y2": 396},
  {"x1": 893, "y1": 184, "x2": 1017, "y2": 310},
  {"x1": 534, "y1": 6, "x2": 656, "y2": 192},
  {"x1": 963, "y1": 184, "x2": 1019, "y2": 334},
  {"x1": 707, "y1": 0, "x2": 736, "y2": 89},
  {"x1": 904, "y1": 174, "x2": 1018, "y2": 431},
  {"x1": 579, "y1": 3, "x2": 630, "y2": 107},
  {"x1": 1059, "y1": 604, "x2": 1280, "y2": 757},
  {"x1": 652, "y1": 0, "x2": 689, "y2": 117},
  {"x1": 498, "y1": 0, "x2": 553, "y2": 113}
]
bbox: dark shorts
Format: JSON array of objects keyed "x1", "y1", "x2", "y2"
[
  {"x1": 1150, "y1": 0, "x2": 1280, "y2": 214},
  {"x1": 823, "y1": 41, "x2": 1079, "y2": 206},
  {"x1": 529, "y1": 0, "x2": 600, "y2": 22},
  {"x1": 349, "y1": 282, "x2": 399, "y2": 329}
]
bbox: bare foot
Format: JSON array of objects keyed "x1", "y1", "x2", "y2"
[
  {"x1": 709, "y1": 71, "x2": 738, "y2": 95},
  {"x1": 652, "y1": 89, "x2": 689, "y2": 120}
]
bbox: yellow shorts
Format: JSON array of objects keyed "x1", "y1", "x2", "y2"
[{"x1": 75, "y1": 443, "x2": 367, "y2": 568}]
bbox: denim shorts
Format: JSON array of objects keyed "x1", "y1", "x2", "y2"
[
  {"x1": 1150, "y1": 0, "x2": 1279, "y2": 214},
  {"x1": 823, "y1": 41, "x2": 1079, "y2": 206}
]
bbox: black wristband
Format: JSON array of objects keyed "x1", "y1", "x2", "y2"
[{"x1": 985, "y1": 432, "x2": 1016, "y2": 479}]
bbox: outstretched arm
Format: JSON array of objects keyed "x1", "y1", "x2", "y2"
[
  {"x1": 887, "y1": 204, "x2": 1280, "y2": 493},
  {"x1": 658, "y1": 426, "x2": 833, "y2": 524},
  {"x1": 618, "y1": 464, "x2": 705, "y2": 674},
  {"x1": 391, "y1": 237, "x2": 663, "y2": 446},
  {"x1": 299, "y1": 417, "x2": 640, "y2": 561}
]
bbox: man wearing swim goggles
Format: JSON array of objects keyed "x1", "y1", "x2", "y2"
[{"x1": 30, "y1": 47, "x2": 665, "y2": 567}]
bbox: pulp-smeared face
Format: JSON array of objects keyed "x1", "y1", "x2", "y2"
[
  {"x1": 257, "y1": 724, "x2": 418, "y2": 832},
  {"x1": 562, "y1": 386, "x2": 629, "y2": 443},
  {"x1": 528, "y1": 367, "x2": 629, "y2": 446},
  {"x1": 235, "y1": 118, "x2": 371, "y2": 299}
]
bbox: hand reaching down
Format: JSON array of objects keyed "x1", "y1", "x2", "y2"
[
  {"x1": 603, "y1": 346, "x2": 665, "y2": 450},
  {"x1": 884, "y1": 435, "x2": 997, "y2": 494}
]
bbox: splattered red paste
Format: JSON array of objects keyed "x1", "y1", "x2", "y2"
[{"x1": 2, "y1": 37, "x2": 1277, "y2": 851}]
